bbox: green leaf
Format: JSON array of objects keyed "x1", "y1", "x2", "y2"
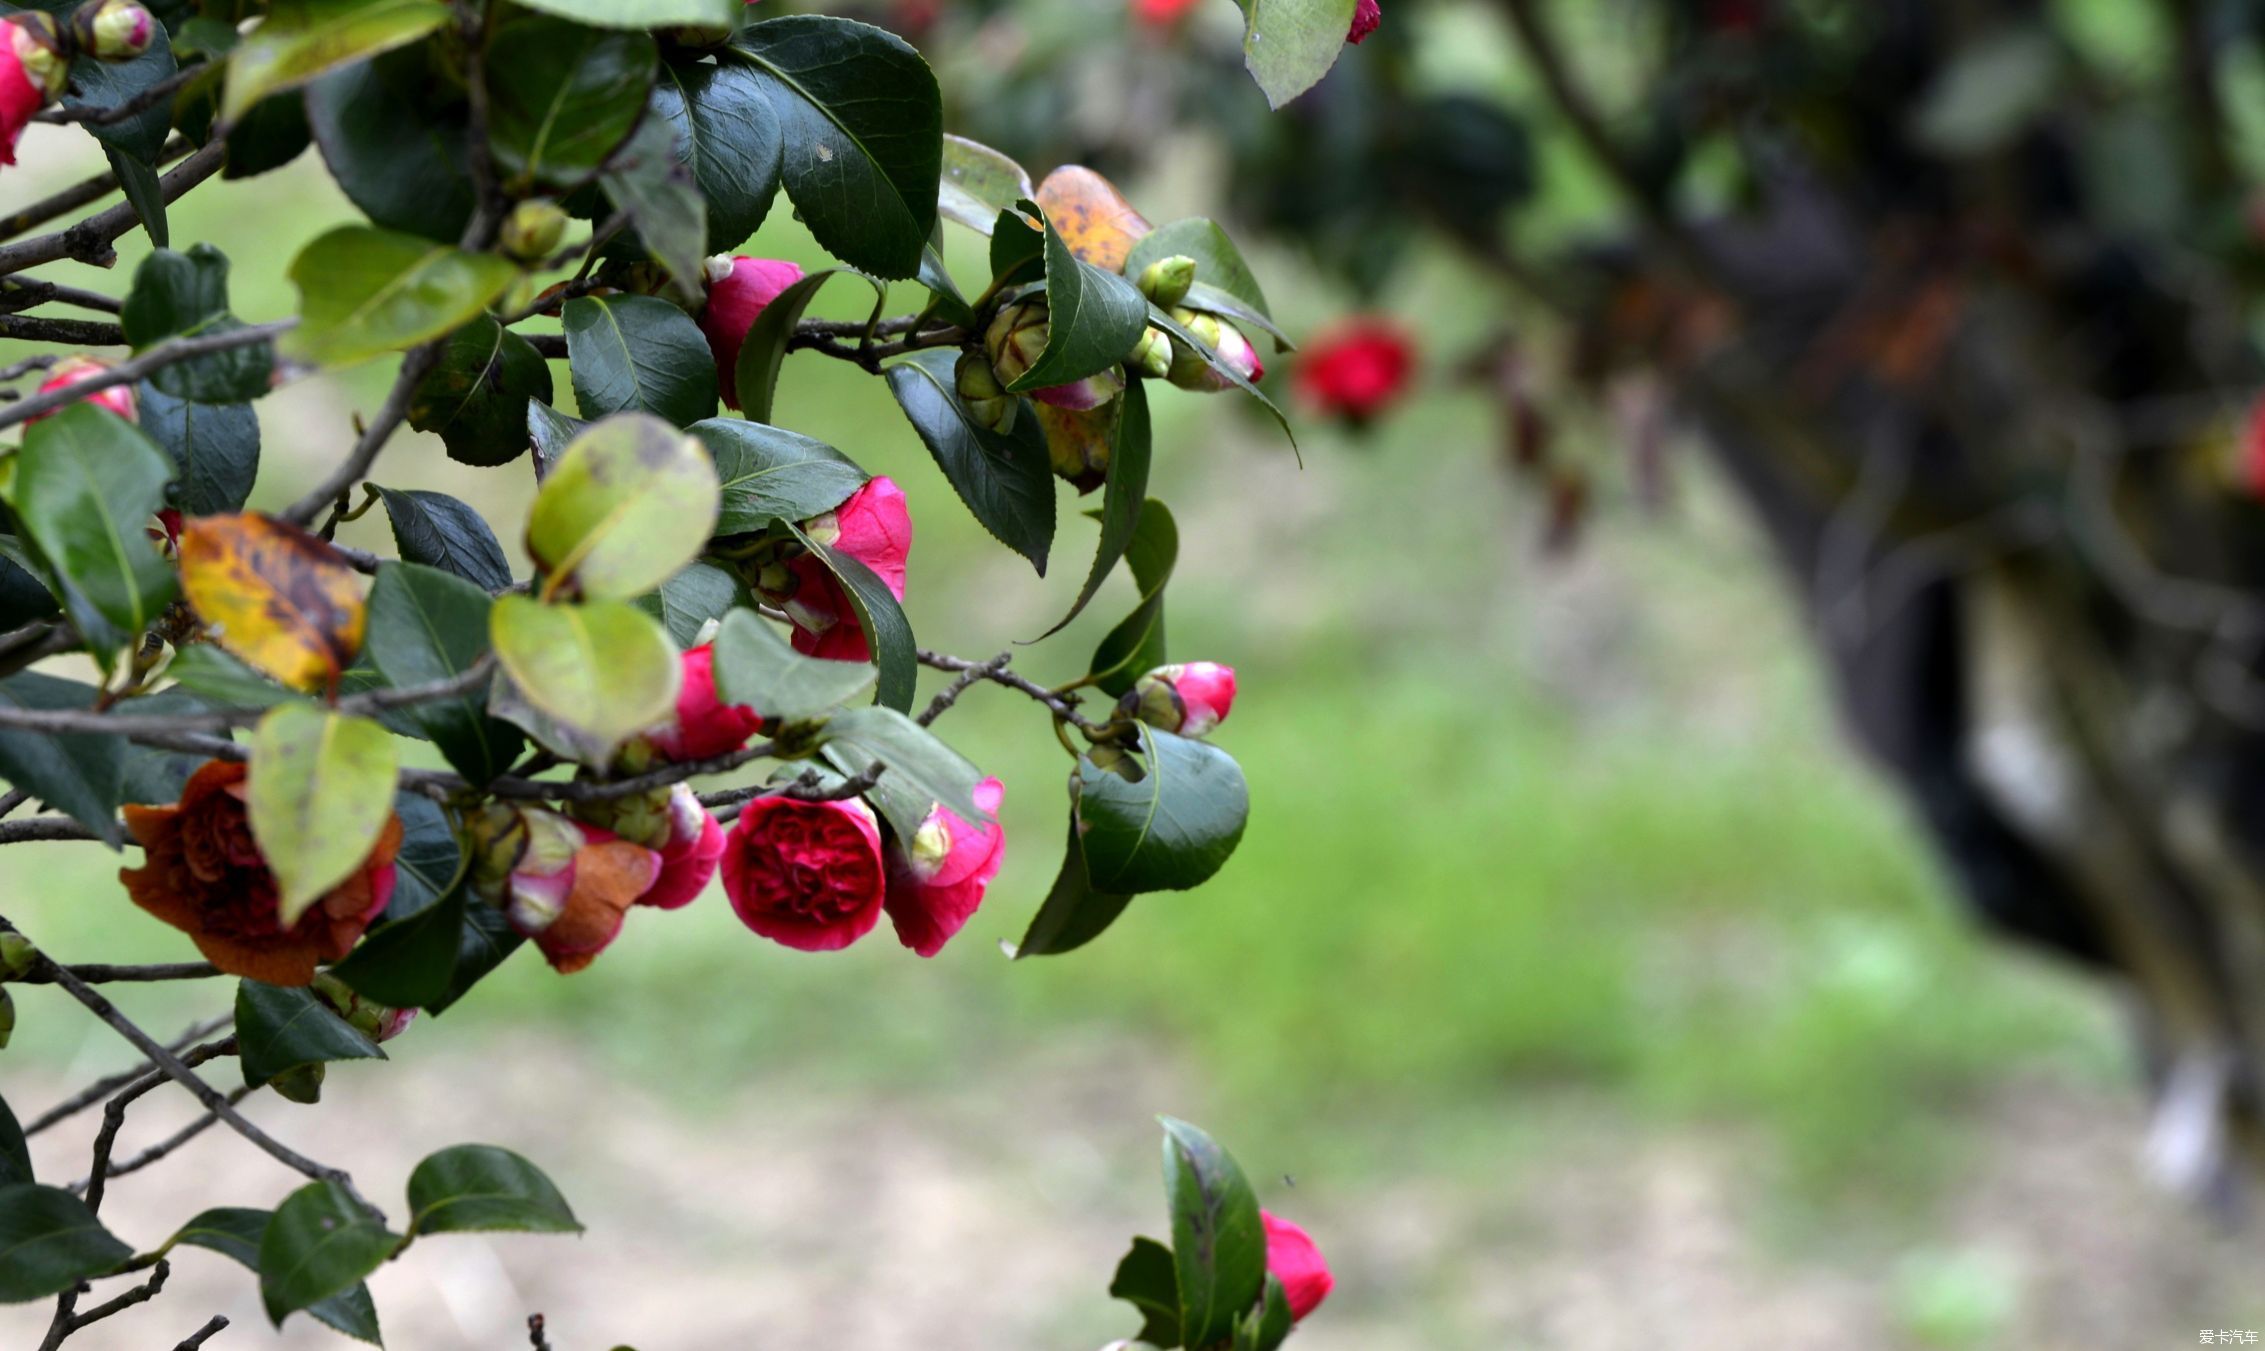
[
  {"x1": 284, "y1": 225, "x2": 519, "y2": 368},
  {"x1": 408, "y1": 318, "x2": 554, "y2": 468},
  {"x1": 729, "y1": 267, "x2": 884, "y2": 424},
  {"x1": 167, "y1": 1208, "x2": 381, "y2": 1343},
  {"x1": 988, "y1": 205, "x2": 1044, "y2": 289},
  {"x1": 219, "y1": 87, "x2": 316, "y2": 181},
  {"x1": 225, "y1": 0, "x2": 451, "y2": 125},
  {"x1": 0, "y1": 672, "x2": 124, "y2": 847},
  {"x1": 258, "y1": 1180, "x2": 402, "y2": 1327},
  {"x1": 731, "y1": 15, "x2": 942, "y2": 279},
  {"x1": 1012, "y1": 815, "x2": 1132, "y2": 959},
  {"x1": 365, "y1": 563, "x2": 522, "y2": 783},
  {"x1": 429, "y1": 899, "x2": 523, "y2": 1014},
  {"x1": 938, "y1": 133, "x2": 1032, "y2": 235},
  {"x1": 138, "y1": 385, "x2": 260, "y2": 516},
  {"x1": 1160, "y1": 1116, "x2": 1266, "y2": 1350},
  {"x1": 1124, "y1": 219, "x2": 1273, "y2": 324},
  {"x1": 104, "y1": 148, "x2": 167, "y2": 249},
  {"x1": 786, "y1": 520, "x2": 915, "y2": 712},
  {"x1": 486, "y1": 12, "x2": 655, "y2": 190},
  {"x1": 646, "y1": 59, "x2": 782, "y2": 254},
  {"x1": 511, "y1": 0, "x2": 736, "y2": 28},
  {"x1": 406, "y1": 1145, "x2": 582, "y2": 1236},
  {"x1": 386, "y1": 792, "x2": 463, "y2": 919},
  {"x1": 1146, "y1": 303, "x2": 1293, "y2": 447},
  {"x1": 561, "y1": 294, "x2": 718, "y2": 427},
  {"x1": 377, "y1": 487, "x2": 514, "y2": 593},
  {"x1": 528, "y1": 401, "x2": 590, "y2": 479},
  {"x1": 0, "y1": 1185, "x2": 133, "y2": 1303},
  {"x1": 9, "y1": 405, "x2": 178, "y2": 639},
  {"x1": 1110, "y1": 1235, "x2": 1183, "y2": 1346},
  {"x1": 711, "y1": 608, "x2": 873, "y2": 723},
  {"x1": 247, "y1": 704, "x2": 400, "y2": 925},
  {"x1": 527, "y1": 413, "x2": 720, "y2": 601},
  {"x1": 0, "y1": 1094, "x2": 30, "y2": 1188},
  {"x1": 164, "y1": 645, "x2": 305, "y2": 712},
  {"x1": 600, "y1": 115, "x2": 709, "y2": 301},
  {"x1": 1236, "y1": 1275, "x2": 1295, "y2": 1351},
  {"x1": 1088, "y1": 502, "x2": 1177, "y2": 696},
  {"x1": 121, "y1": 246, "x2": 275, "y2": 403},
  {"x1": 884, "y1": 349, "x2": 1054, "y2": 574},
  {"x1": 1076, "y1": 726, "x2": 1249, "y2": 894},
  {"x1": 816, "y1": 705, "x2": 983, "y2": 841},
  {"x1": 634, "y1": 561, "x2": 748, "y2": 646},
  {"x1": 333, "y1": 885, "x2": 466, "y2": 1009},
  {"x1": 1038, "y1": 376, "x2": 1149, "y2": 638},
  {"x1": 235, "y1": 980, "x2": 386, "y2": 1089},
  {"x1": 1007, "y1": 215, "x2": 1148, "y2": 394},
  {"x1": 65, "y1": 21, "x2": 175, "y2": 161},
  {"x1": 1912, "y1": 25, "x2": 2062, "y2": 155},
  {"x1": 692, "y1": 417, "x2": 867, "y2": 534},
  {"x1": 489, "y1": 595, "x2": 681, "y2": 759},
  {"x1": 1238, "y1": 0, "x2": 1360, "y2": 109},
  {"x1": 305, "y1": 48, "x2": 476, "y2": 241}
]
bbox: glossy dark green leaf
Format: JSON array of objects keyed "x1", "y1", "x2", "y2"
[
  {"x1": 885, "y1": 349, "x2": 1054, "y2": 574},
  {"x1": 731, "y1": 15, "x2": 941, "y2": 279},
  {"x1": 220, "y1": 88, "x2": 315, "y2": 180},
  {"x1": 1038, "y1": 376, "x2": 1148, "y2": 638},
  {"x1": 104, "y1": 148, "x2": 167, "y2": 249},
  {"x1": 121, "y1": 246, "x2": 275, "y2": 403},
  {"x1": 388, "y1": 792, "x2": 462, "y2": 920},
  {"x1": 334, "y1": 885, "x2": 466, "y2": 1010},
  {"x1": 729, "y1": 267, "x2": 883, "y2": 425},
  {"x1": 1109, "y1": 1235, "x2": 1182, "y2": 1346},
  {"x1": 1235, "y1": 1275, "x2": 1295, "y2": 1351},
  {"x1": 63, "y1": 20, "x2": 175, "y2": 160},
  {"x1": 1160, "y1": 1116, "x2": 1266, "y2": 1350},
  {"x1": 1238, "y1": 0, "x2": 1359, "y2": 109},
  {"x1": 786, "y1": 521, "x2": 914, "y2": 712},
  {"x1": 138, "y1": 385, "x2": 260, "y2": 515},
  {"x1": 599, "y1": 114, "x2": 707, "y2": 301},
  {"x1": 648, "y1": 58, "x2": 780, "y2": 253},
  {"x1": 989, "y1": 204, "x2": 1044, "y2": 288},
  {"x1": 486, "y1": 12, "x2": 655, "y2": 190},
  {"x1": 1076, "y1": 726, "x2": 1249, "y2": 894},
  {"x1": 166, "y1": 1207, "x2": 381, "y2": 1343},
  {"x1": 257, "y1": 1180, "x2": 402, "y2": 1326},
  {"x1": 224, "y1": 0, "x2": 449, "y2": 124},
  {"x1": 305, "y1": 49, "x2": 476, "y2": 241},
  {"x1": 1089, "y1": 502, "x2": 1177, "y2": 696},
  {"x1": 938, "y1": 133, "x2": 1032, "y2": 235},
  {"x1": 1007, "y1": 216, "x2": 1147, "y2": 394},
  {"x1": 1124, "y1": 218, "x2": 1273, "y2": 322},
  {"x1": 817, "y1": 704, "x2": 985, "y2": 841},
  {"x1": 634, "y1": 561, "x2": 747, "y2": 646},
  {"x1": 0, "y1": 1185, "x2": 133, "y2": 1303},
  {"x1": 365, "y1": 563, "x2": 522, "y2": 783},
  {"x1": 407, "y1": 317, "x2": 554, "y2": 467},
  {"x1": 562, "y1": 294, "x2": 717, "y2": 427},
  {"x1": 428, "y1": 899, "x2": 523, "y2": 1015},
  {"x1": 0, "y1": 1095, "x2": 29, "y2": 1188},
  {"x1": 283, "y1": 226, "x2": 519, "y2": 369},
  {"x1": 1013, "y1": 815, "x2": 1132, "y2": 959},
  {"x1": 237, "y1": 981, "x2": 386, "y2": 1089},
  {"x1": 377, "y1": 487, "x2": 514, "y2": 593},
  {"x1": 692, "y1": 418, "x2": 866, "y2": 534},
  {"x1": 407, "y1": 1144, "x2": 582, "y2": 1236},
  {"x1": 712, "y1": 608, "x2": 873, "y2": 723},
  {"x1": 0, "y1": 672, "x2": 124, "y2": 847},
  {"x1": 10, "y1": 405, "x2": 178, "y2": 638}
]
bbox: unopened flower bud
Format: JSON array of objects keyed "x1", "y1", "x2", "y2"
[
  {"x1": 500, "y1": 199, "x2": 569, "y2": 263},
  {"x1": 0, "y1": 932, "x2": 37, "y2": 981},
  {"x1": 310, "y1": 972, "x2": 417, "y2": 1043},
  {"x1": 1129, "y1": 326, "x2": 1173, "y2": 380},
  {"x1": 1122, "y1": 661, "x2": 1238, "y2": 737},
  {"x1": 72, "y1": 0, "x2": 154, "y2": 60},
  {"x1": 1136, "y1": 254, "x2": 1197, "y2": 309},
  {"x1": 1166, "y1": 308, "x2": 1264, "y2": 392},
  {"x1": 955, "y1": 350, "x2": 1017, "y2": 433},
  {"x1": 269, "y1": 1061, "x2": 326, "y2": 1104},
  {"x1": 986, "y1": 298, "x2": 1124, "y2": 411},
  {"x1": 0, "y1": 988, "x2": 13, "y2": 1049},
  {"x1": 28, "y1": 355, "x2": 136, "y2": 425}
]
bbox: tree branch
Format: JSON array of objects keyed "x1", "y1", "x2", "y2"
[
  {"x1": 0, "y1": 320, "x2": 291, "y2": 432},
  {"x1": 276, "y1": 342, "x2": 442, "y2": 526},
  {"x1": 0, "y1": 138, "x2": 227, "y2": 276},
  {"x1": 0, "y1": 137, "x2": 193, "y2": 243},
  {"x1": 25, "y1": 1013, "x2": 233, "y2": 1135},
  {"x1": 172, "y1": 1315, "x2": 229, "y2": 1350}
]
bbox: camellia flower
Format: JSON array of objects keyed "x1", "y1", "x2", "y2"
[
  {"x1": 0, "y1": 15, "x2": 66, "y2": 167},
  {"x1": 638, "y1": 784, "x2": 727, "y2": 911},
  {"x1": 120, "y1": 761, "x2": 403, "y2": 987},
  {"x1": 698, "y1": 254, "x2": 805, "y2": 409},
  {"x1": 1132, "y1": 0, "x2": 1204, "y2": 26},
  {"x1": 28, "y1": 356, "x2": 138, "y2": 426},
  {"x1": 779, "y1": 476, "x2": 911, "y2": 663},
  {"x1": 722, "y1": 795, "x2": 887, "y2": 951},
  {"x1": 1294, "y1": 320, "x2": 1415, "y2": 424},
  {"x1": 884, "y1": 777, "x2": 1005, "y2": 957},
  {"x1": 476, "y1": 806, "x2": 662, "y2": 974},
  {"x1": 1262, "y1": 1211, "x2": 1334, "y2": 1321},
  {"x1": 1124, "y1": 661, "x2": 1238, "y2": 737},
  {"x1": 1348, "y1": 0, "x2": 1380, "y2": 43},
  {"x1": 649, "y1": 643, "x2": 763, "y2": 762}
]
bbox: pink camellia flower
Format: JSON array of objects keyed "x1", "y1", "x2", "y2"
[
  {"x1": 722, "y1": 795, "x2": 887, "y2": 951},
  {"x1": 1124, "y1": 661, "x2": 1238, "y2": 737},
  {"x1": 0, "y1": 17, "x2": 65, "y2": 166},
  {"x1": 650, "y1": 644, "x2": 764, "y2": 762},
  {"x1": 884, "y1": 777, "x2": 1005, "y2": 957},
  {"x1": 698, "y1": 254, "x2": 805, "y2": 409},
  {"x1": 28, "y1": 356, "x2": 137, "y2": 425},
  {"x1": 486, "y1": 808, "x2": 662, "y2": 975},
  {"x1": 638, "y1": 784, "x2": 727, "y2": 911},
  {"x1": 1133, "y1": 0, "x2": 1203, "y2": 25},
  {"x1": 1295, "y1": 320, "x2": 1415, "y2": 424},
  {"x1": 1262, "y1": 1211, "x2": 1334, "y2": 1321},
  {"x1": 780, "y1": 477, "x2": 912, "y2": 663},
  {"x1": 1348, "y1": 0, "x2": 1381, "y2": 43}
]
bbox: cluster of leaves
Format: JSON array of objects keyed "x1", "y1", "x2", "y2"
[{"x1": 1107, "y1": 1118, "x2": 1295, "y2": 1351}]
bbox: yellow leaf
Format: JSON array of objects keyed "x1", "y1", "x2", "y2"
[
  {"x1": 179, "y1": 514, "x2": 368, "y2": 693},
  {"x1": 1034, "y1": 166, "x2": 1152, "y2": 273}
]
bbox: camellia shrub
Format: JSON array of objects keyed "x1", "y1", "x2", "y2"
[{"x1": 0, "y1": 0, "x2": 1384, "y2": 1344}]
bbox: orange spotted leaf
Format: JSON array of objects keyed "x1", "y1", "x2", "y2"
[
  {"x1": 179, "y1": 514, "x2": 368, "y2": 693},
  {"x1": 1034, "y1": 166, "x2": 1152, "y2": 273}
]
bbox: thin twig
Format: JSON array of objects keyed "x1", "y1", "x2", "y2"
[
  {"x1": 172, "y1": 1315, "x2": 229, "y2": 1350},
  {"x1": 71, "y1": 1084, "x2": 253, "y2": 1194},
  {"x1": 25, "y1": 1013, "x2": 233, "y2": 1135},
  {"x1": 36, "y1": 66, "x2": 202, "y2": 127},
  {"x1": 0, "y1": 278, "x2": 123, "y2": 315},
  {"x1": 276, "y1": 342, "x2": 442, "y2": 525},
  {"x1": 0, "y1": 137, "x2": 193, "y2": 242},
  {"x1": 40, "y1": 1260, "x2": 169, "y2": 1349},
  {"x1": 917, "y1": 650, "x2": 1012, "y2": 726},
  {"x1": 15, "y1": 960, "x2": 223, "y2": 985},
  {"x1": 916, "y1": 648, "x2": 1108, "y2": 733},
  {"x1": 0, "y1": 138, "x2": 227, "y2": 276},
  {"x1": 0, "y1": 320, "x2": 290, "y2": 432},
  {"x1": 0, "y1": 314, "x2": 124, "y2": 344}
]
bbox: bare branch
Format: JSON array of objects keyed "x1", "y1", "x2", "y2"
[
  {"x1": 0, "y1": 277, "x2": 123, "y2": 315},
  {"x1": 72, "y1": 1084, "x2": 253, "y2": 1194},
  {"x1": 172, "y1": 1315, "x2": 229, "y2": 1350},
  {"x1": 14, "y1": 960, "x2": 223, "y2": 985},
  {"x1": 25, "y1": 1014, "x2": 233, "y2": 1135},
  {"x1": 916, "y1": 648, "x2": 1110, "y2": 734},
  {"x1": 0, "y1": 314, "x2": 124, "y2": 345},
  {"x1": 0, "y1": 138, "x2": 227, "y2": 277},
  {"x1": 0, "y1": 320, "x2": 291, "y2": 432},
  {"x1": 0, "y1": 137, "x2": 193, "y2": 243}
]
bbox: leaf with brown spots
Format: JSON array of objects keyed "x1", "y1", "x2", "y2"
[
  {"x1": 1034, "y1": 166, "x2": 1152, "y2": 273},
  {"x1": 179, "y1": 514, "x2": 368, "y2": 694}
]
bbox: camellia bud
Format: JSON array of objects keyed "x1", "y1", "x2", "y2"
[
  {"x1": 269, "y1": 1061, "x2": 326, "y2": 1105},
  {"x1": 0, "y1": 988, "x2": 13, "y2": 1050},
  {"x1": 71, "y1": 0, "x2": 155, "y2": 60},
  {"x1": 500, "y1": 199, "x2": 569, "y2": 263},
  {"x1": 310, "y1": 972, "x2": 417, "y2": 1044},
  {"x1": 1129, "y1": 326, "x2": 1173, "y2": 380},
  {"x1": 1122, "y1": 661, "x2": 1238, "y2": 737},
  {"x1": 29, "y1": 354, "x2": 136, "y2": 425},
  {"x1": 1135, "y1": 254, "x2": 1197, "y2": 309},
  {"x1": 986, "y1": 298, "x2": 1125, "y2": 411},
  {"x1": 0, "y1": 931, "x2": 38, "y2": 981},
  {"x1": 1165, "y1": 307, "x2": 1264, "y2": 392},
  {"x1": 954, "y1": 350, "x2": 1017, "y2": 433}
]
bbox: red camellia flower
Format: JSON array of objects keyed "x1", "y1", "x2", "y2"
[
  {"x1": 782, "y1": 477, "x2": 912, "y2": 663},
  {"x1": 0, "y1": 17, "x2": 65, "y2": 166},
  {"x1": 884, "y1": 777, "x2": 1005, "y2": 957},
  {"x1": 28, "y1": 355, "x2": 138, "y2": 426},
  {"x1": 1262, "y1": 1211, "x2": 1335, "y2": 1321},
  {"x1": 638, "y1": 784, "x2": 727, "y2": 911},
  {"x1": 120, "y1": 761, "x2": 403, "y2": 987},
  {"x1": 649, "y1": 643, "x2": 764, "y2": 762},
  {"x1": 698, "y1": 254, "x2": 805, "y2": 409},
  {"x1": 1348, "y1": 0, "x2": 1381, "y2": 43},
  {"x1": 1294, "y1": 320, "x2": 1415, "y2": 424},
  {"x1": 495, "y1": 809, "x2": 664, "y2": 974},
  {"x1": 2241, "y1": 395, "x2": 2265, "y2": 501},
  {"x1": 1133, "y1": 0, "x2": 1204, "y2": 26},
  {"x1": 722, "y1": 795, "x2": 887, "y2": 951}
]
